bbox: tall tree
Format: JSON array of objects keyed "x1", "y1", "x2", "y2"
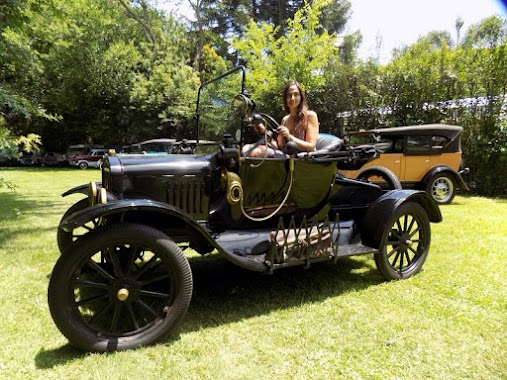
[
  {"x1": 1, "y1": 0, "x2": 199, "y2": 150},
  {"x1": 233, "y1": 0, "x2": 338, "y2": 117},
  {"x1": 0, "y1": 0, "x2": 52, "y2": 124},
  {"x1": 187, "y1": 0, "x2": 351, "y2": 68},
  {"x1": 455, "y1": 16, "x2": 464, "y2": 46}
]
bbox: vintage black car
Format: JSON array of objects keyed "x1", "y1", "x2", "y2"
[{"x1": 48, "y1": 67, "x2": 442, "y2": 352}]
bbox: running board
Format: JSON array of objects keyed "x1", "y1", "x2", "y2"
[{"x1": 338, "y1": 244, "x2": 377, "y2": 257}]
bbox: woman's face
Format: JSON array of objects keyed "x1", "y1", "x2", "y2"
[{"x1": 286, "y1": 84, "x2": 301, "y2": 110}]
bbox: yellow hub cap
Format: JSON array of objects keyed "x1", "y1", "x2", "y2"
[{"x1": 117, "y1": 288, "x2": 129, "y2": 301}]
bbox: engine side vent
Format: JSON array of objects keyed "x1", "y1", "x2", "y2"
[{"x1": 166, "y1": 176, "x2": 209, "y2": 219}]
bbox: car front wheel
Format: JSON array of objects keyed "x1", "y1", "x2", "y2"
[
  {"x1": 78, "y1": 161, "x2": 88, "y2": 169},
  {"x1": 48, "y1": 223, "x2": 193, "y2": 352},
  {"x1": 426, "y1": 173, "x2": 456, "y2": 204},
  {"x1": 374, "y1": 202, "x2": 431, "y2": 280}
]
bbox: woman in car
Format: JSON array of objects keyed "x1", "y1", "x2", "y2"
[{"x1": 246, "y1": 81, "x2": 319, "y2": 157}]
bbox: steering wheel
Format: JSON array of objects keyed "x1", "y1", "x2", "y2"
[
  {"x1": 243, "y1": 113, "x2": 280, "y2": 157},
  {"x1": 254, "y1": 113, "x2": 279, "y2": 135}
]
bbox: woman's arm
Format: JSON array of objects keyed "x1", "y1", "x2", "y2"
[
  {"x1": 299, "y1": 110, "x2": 319, "y2": 151},
  {"x1": 278, "y1": 111, "x2": 319, "y2": 152},
  {"x1": 276, "y1": 115, "x2": 290, "y2": 149}
]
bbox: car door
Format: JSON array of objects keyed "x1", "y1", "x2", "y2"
[
  {"x1": 373, "y1": 137, "x2": 403, "y2": 179},
  {"x1": 239, "y1": 156, "x2": 336, "y2": 218},
  {"x1": 402, "y1": 135, "x2": 432, "y2": 182}
]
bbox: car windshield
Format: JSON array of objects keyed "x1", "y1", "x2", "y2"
[{"x1": 197, "y1": 68, "x2": 245, "y2": 143}]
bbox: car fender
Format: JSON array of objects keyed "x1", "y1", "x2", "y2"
[
  {"x1": 421, "y1": 166, "x2": 469, "y2": 191},
  {"x1": 61, "y1": 199, "x2": 204, "y2": 232},
  {"x1": 61, "y1": 182, "x2": 120, "y2": 203},
  {"x1": 361, "y1": 189, "x2": 442, "y2": 248},
  {"x1": 62, "y1": 183, "x2": 102, "y2": 197},
  {"x1": 60, "y1": 198, "x2": 269, "y2": 272}
]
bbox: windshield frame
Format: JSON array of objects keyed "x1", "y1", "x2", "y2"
[{"x1": 195, "y1": 66, "x2": 247, "y2": 145}]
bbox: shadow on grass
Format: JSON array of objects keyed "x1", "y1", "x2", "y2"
[
  {"x1": 35, "y1": 345, "x2": 85, "y2": 368},
  {"x1": 183, "y1": 253, "x2": 382, "y2": 332},
  {"x1": 34, "y1": 252, "x2": 382, "y2": 367},
  {"x1": 0, "y1": 190, "x2": 65, "y2": 247}
]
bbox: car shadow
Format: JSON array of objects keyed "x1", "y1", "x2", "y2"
[{"x1": 182, "y1": 253, "x2": 382, "y2": 332}]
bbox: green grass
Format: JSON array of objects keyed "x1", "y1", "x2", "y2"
[{"x1": 1, "y1": 167, "x2": 506, "y2": 380}]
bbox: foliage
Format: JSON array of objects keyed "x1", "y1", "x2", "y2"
[
  {"x1": 233, "y1": 0, "x2": 338, "y2": 118},
  {"x1": 130, "y1": 57, "x2": 200, "y2": 140},
  {"x1": 1, "y1": 0, "x2": 507, "y2": 197},
  {"x1": 197, "y1": 68, "x2": 243, "y2": 140},
  {"x1": 0, "y1": 127, "x2": 18, "y2": 158},
  {"x1": 333, "y1": 15, "x2": 507, "y2": 197},
  {"x1": 194, "y1": 0, "x2": 351, "y2": 42},
  {"x1": 0, "y1": 123, "x2": 40, "y2": 188},
  {"x1": 1, "y1": 0, "x2": 198, "y2": 150},
  {"x1": 0, "y1": 85, "x2": 46, "y2": 121},
  {"x1": 0, "y1": 0, "x2": 56, "y2": 124}
]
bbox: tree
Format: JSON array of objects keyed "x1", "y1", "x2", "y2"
[
  {"x1": 462, "y1": 15, "x2": 506, "y2": 48},
  {"x1": 455, "y1": 16, "x2": 464, "y2": 46},
  {"x1": 116, "y1": 0, "x2": 159, "y2": 46},
  {"x1": 0, "y1": 122, "x2": 41, "y2": 189},
  {"x1": 340, "y1": 15, "x2": 507, "y2": 197},
  {"x1": 457, "y1": 16, "x2": 507, "y2": 196},
  {"x1": 1, "y1": 0, "x2": 45, "y2": 189},
  {"x1": 0, "y1": 0, "x2": 55, "y2": 128},
  {"x1": 232, "y1": 0, "x2": 338, "y2": 117},
  {"x1": 185, "y1": 0, "x2": 351, "y2": 71},
  {"x1": 1, "y1": 0, "x2": 199, "y2": 150}
]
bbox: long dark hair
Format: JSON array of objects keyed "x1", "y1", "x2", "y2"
[{"x1": 282, "y1": 81, "x2": 309, "y2": 133}]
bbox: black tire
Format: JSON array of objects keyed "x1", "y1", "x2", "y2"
[
  {"x1": 57, "y1": 198, "x2": 94, "y2": 253},
  {"x1": 79, "y1": 161, "x2": 88, "y2": 169},
  {"x1": 425, "y1": 173, "x2": 456, "y2": 205},
  {"x1": 356, "y1": 166, "x2": 402, "y2": 190},
  {"x1": 374, "y1": 202, "x2": 431, "y2": 280},
  {"x1": 48, "y1": 223, "x2": 193, "y2": 352}
]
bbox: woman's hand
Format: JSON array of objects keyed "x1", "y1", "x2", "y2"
[
  {"x1": 253, "y1": 122, "x2": 266, "y2": 135},
  {"x1": 277, "y1": 126, "x2": 290, "y2": 140}
]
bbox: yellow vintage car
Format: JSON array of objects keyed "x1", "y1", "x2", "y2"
[{"x1": 339, "y1": 125, "x2": 470, "y2": 204}]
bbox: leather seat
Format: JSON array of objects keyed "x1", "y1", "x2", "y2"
[{"x1": 314, "y1": 133, "x2": 344, "y2": 153}]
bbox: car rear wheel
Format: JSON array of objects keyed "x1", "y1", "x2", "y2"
[
  {"x1": 48, "y1": 223, "x2": 193, "y2": 352},
  {"x1": 426, "y1": 173, "x2": 456, "y2": 204},
  {"x1": 79, "y1": 161, "x2": 88, "y2": 169},
  {"x1": 356, "y1": 166, "x2": 402, "y2": 190},
  {"x1": 374, "y1": 202, "x2": 431, "y2": 280}
]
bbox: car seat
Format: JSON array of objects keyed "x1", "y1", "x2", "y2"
[{"x1": 314, "y1": 133, "x2": 344, "y2": 153}]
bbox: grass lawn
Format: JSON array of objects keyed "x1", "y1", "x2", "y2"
[{"x1": 0, "y1": 167, "x2": 506, "y2": 380}]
